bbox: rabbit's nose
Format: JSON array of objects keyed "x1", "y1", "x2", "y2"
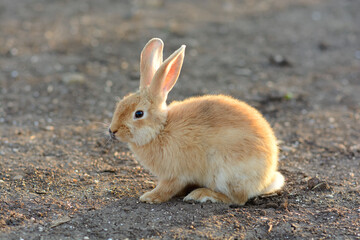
[{"x1": 108, "y1": 128, "x2": 117, "y2": 139}]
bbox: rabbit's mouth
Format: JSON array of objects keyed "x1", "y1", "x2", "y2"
[{"x1": 108, "y1": 128, "x2": 117, "y2": 140}]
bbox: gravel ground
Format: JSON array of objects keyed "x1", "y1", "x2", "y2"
[{"x1": 0, "y1": 0, "x2": 359, "y2": 239}]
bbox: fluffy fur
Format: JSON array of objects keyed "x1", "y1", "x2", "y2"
[{"x1": 109, "y1": 38, "x2": 284, "y2": 205}]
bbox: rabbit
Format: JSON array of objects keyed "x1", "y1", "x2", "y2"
[{"x1": 108, "y1": 38, "x2": 284, "y2": 205}]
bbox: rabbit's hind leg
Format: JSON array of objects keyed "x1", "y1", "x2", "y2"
[
  {"x1": 227, "y1": 186, "x2": 249, "y2": 205},
  {"x1": 183, "y1": 188, "x2": 231, "y2": 203}
]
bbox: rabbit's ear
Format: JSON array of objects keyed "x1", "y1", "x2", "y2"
[
  {"x1": 140, "y1": 38, "x2": 164, "y2": 89},
  {"x1": 150, "y1": 45, "x2": 186, "y2": 102}
]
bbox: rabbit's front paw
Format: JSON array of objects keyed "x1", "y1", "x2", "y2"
[
  {"x1": 140, "y1": 191, "x2": 165, "y2": 203},
  {"x1": 140, "y1": 179, "x2": 184, "y2": 203}
]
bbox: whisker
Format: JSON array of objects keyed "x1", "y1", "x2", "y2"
[
  {"x1": 105, "y1": 137, "x2": 115, "y2": 150},
  {"x1": 93, "y1": 121, "x2": 110, "y2": 127}
]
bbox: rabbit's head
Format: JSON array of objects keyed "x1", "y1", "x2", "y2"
[{"x1": 109, "y1": 38, "x2": 185, "y2": 146}]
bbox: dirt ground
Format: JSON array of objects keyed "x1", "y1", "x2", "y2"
[{"x1": 0, "y1": 0, "x2": 359, "y2": 239}]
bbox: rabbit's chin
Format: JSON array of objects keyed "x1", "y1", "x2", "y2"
[{"x1": 129, "y1": 125, "x2": 161, "y2": 146}]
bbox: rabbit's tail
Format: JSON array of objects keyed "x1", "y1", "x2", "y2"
[{"x1": 262, "y1": 171, "x2": 285, "y2": 194}]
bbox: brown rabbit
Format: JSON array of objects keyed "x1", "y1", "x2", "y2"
[{"x1": 109, "y1": 38, "x2": 284, "y2": 204}]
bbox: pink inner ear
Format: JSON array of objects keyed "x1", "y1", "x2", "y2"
[
  {"x1": 148, "y1": 44, "x2": 185, "y2": 100},
  {"x1": 140, "y1": 39, "x2": 163, "y2": 89},
  {"x1": 141, "y1": 50, "x2": 161, "y2": 87},
  {"x1": 162, "y1": 60, "x2": 181, "y2": 94}
]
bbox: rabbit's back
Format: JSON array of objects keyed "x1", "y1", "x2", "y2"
[{"x1": 166, "y1": 95, "x2": 277, "y2": 156}]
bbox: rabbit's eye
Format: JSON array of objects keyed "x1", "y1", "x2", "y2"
[{"x1": 134, "y1": 110, "x2": 144, "y2": 119}]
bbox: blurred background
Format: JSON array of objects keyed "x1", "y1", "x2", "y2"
[{"x1": 1, "y1": 0, "x2": 359, "y2": 127}]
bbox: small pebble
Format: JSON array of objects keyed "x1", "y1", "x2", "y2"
[
  {"x1": 13, "y1": 175, "x2": 23, "y2": 180},
  {"x1": 47, "y1": 85, "x2": 54, "y2": 93},
  {"x1": 11, "y1": 70, "x2": 19, "y2": 78},
  {"x1": 44, "y1": 126, "x2": 54, "y2": 131},
  {"x1": 62, "y1": 73, "x2": 86, "y2": 84},
  {"x1": 10, "y1": 48, "x2": 18, "y2": 56},
  {"x1": 106, "y1": 80, "x2": 113, "y2": 87},
  {"x1": 269, "y1": 55, "x2": 292, "y2": 67},
  {"x1": 121, "y1": 61, "x2": 129, "y2": 70},
  {"x1": 307, "y1": 177, "x2": 331, "y2": 191},
  {"x1": 318, "y1": 42, "x2": 328, "y2": 51}
]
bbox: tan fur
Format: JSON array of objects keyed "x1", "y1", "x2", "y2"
[
  {"x1": 183, "y1": 188, "x2": 232, "y2": 203},
  {"x1": 109, "y1": 38, "x2": 284, "y2": 205}
]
